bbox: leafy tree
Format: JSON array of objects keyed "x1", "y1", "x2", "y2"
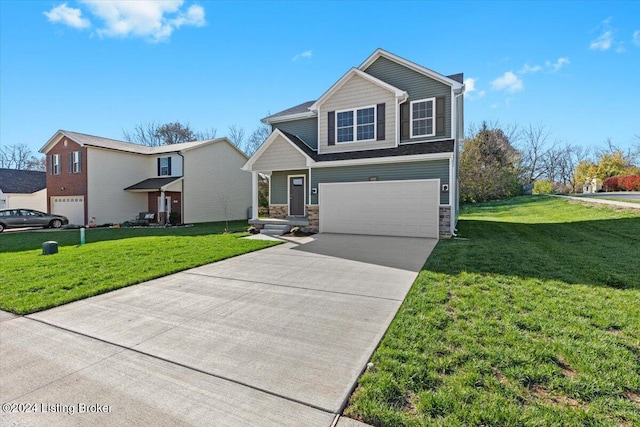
[{"x1": 460, "y1": 122, "x2": 522, "y2": 203}]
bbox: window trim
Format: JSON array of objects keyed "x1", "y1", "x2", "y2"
[
  {"x1": 52, "y1": 154, "x2": 61, "y2": 175},
  {"x1": 335, "y1": 105, "x2": 377, "y2": 144},
  {"x1": 159, "y1": 157, "x2": 170, "y2": 176},
  {"x1": 410, "y1": 97, "x2": 436, "y2": 138},
  {"x1": 72, "y1": 151, "x2": 81, "y2": 173}
]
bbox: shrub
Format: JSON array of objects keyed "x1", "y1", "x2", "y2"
[
  {"x1": 533, "y1": 180, "x2": 554, "y2": 195},
  {"x1": 603, "y1": 175, "x2": 640, "y2": 191},
  {"x1": 169, "y1": 212, "x2": 181, "y2": 226}
]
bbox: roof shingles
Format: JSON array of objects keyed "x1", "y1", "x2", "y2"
[{"x1": 0, "y1": 169, "x2": 46, "y2": 194}]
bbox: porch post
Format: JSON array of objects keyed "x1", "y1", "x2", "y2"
[
  {"x1": 160, "y1": 189, "x2": 166, "y2": 224},
  {"x1": 251, "y1": 172, "x2": 259, "y2": 220}
]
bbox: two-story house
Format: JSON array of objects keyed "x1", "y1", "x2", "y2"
[
  {"x1": 243, "y1": 49, "x2": 464, "y2": 238},
  {"x1": 39, "y1": 130, "x2": 251, "y2": 226}
]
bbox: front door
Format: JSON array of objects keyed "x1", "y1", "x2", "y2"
[{"x1": 289, "y1": 176, "x2": 305, "y2": 216}]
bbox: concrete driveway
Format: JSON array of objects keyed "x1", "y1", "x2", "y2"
[{"x1": 1, "y1": 233, "x2": 436, "y2": 426}]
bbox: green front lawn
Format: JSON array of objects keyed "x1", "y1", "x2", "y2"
[
  {"x1": 0, "y1": 222, "x2": 279, "y2": 314},
  {"x1": 346, "y1": 196, "x2": 640, "y2": 426}
]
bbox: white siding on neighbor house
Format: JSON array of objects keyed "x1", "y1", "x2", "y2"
[
  {"x1": 3, "y1": 189, "x2": 47, "y2": 211},
  {"x1": 319, "y1": 73, "x2": 396, "y2": 154},
  {"x1": 87, "y1": 148, "x2": 148, "y2": 224},
  {"x1": 149, "y1": 154, "x2": 183, "y2": 177},
  {"x1": 182, "y1": 142, "x2": 251, "y2": 223},
  {"x1": 252, "y1": 135, "x2": 308, "y2": 172}
]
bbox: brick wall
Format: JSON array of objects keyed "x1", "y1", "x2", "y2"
[
  {"x1": 268, "y1": 204, "x2": 288, "y2": 218},
  {"x1": 305, "y1": 205, "x2": 319, "y2": 233},
  {"x1": 46, "y1": 138, "x2": 88, "y2": 223},
  {"x1": 148, "y1": 191, "x2": 182, "y2": 223},
  {"x1": 439, "y1": 206, "x2": 452, "y2": 238}
]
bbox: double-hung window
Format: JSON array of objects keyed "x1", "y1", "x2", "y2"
[
  {"x1": 336, "y1": 106, "x2": 376, "y2": 143},
  {"x1": 72, "y1": 151, "x2": 81, "y2": 173},
  {"x1": 410, "y1": 98, "x2": 435, "y2": 138},
  {"x1": 52, "y1": 154, "x2": 61, "y2": 175},
  {"x1": 159, "y1": 157, "x2": 170, "y2": 176}
]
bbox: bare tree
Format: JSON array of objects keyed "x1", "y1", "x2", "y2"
[
  {"x1": 519, "y1": 123, "x2": 552, "y2": 184},
  {"x1": 123, "y1": 121, "x2": 197, "y2": 146},
  {"x1": 0, "y1": 144, "x2": 41, "y2": 170},
  {"x1": 26, "y1": 156, "x2": 46, "y2": 172},
  {"x1": 227, "y1": 125, "x2": 246, "y2": 151},
  {"x1": 246, "y1": 123, "x2": 271, "y2": 155},
  {"x1": 194, "y1": 127, "x2": 217, "y2": 141}
]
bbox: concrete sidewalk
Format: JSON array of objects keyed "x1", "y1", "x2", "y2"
[{"x1": 1, "y1": 234, "x2": 436, "y2": 426}]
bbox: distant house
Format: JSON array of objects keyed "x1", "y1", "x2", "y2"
[
  {"x1": 243, "y1": 49, "x2": 465, "y2": 238},
  {"x1": 39, "y1": 130, "x2": 251, "y2": 226},
  {"x1": 0, "y1": 168, "x2": 47, "y2": 211}
]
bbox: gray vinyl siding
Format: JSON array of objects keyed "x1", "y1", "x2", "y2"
[
  {"x1": 274, "y1": 118, "x2": 318, "y2": 149},
  {"x1": 310, "y1": 160, "x2": 450, "y2": 205},
  {"x1": 270, "y1": 169, "x2": 308, "y2": 205},
  {"x1": 364, "y1": 56, "x2": 451, "y2": 142}
]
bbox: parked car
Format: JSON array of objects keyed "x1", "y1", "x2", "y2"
[{"x1": 0, "y1": 209, "x2": 69, "y2": 232}]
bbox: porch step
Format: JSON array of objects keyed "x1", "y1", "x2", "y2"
[{"x1": 260, "y1": 223, "x2": 291, "y2": 236}]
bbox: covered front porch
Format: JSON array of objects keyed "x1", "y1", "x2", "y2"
[{"x1": 124, "y1": 177, "x2": 183, "y2": 225}]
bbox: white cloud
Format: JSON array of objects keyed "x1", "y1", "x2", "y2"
[
  {"x1": 590, "y1": 30, "x2": 613, "y2": 50},
  {"x1": 292, "y1": 50, "x2": 313, "y2": 61},
  {"x1": 633, "y1": 30, "x2": 640, "y2": 47},
  {"x1": 463, "y1": 77, "x2": 485, "y2": 99},
  {"x1": 546, "y1": 57, "x2": 570, "y2": 71},
  {"x1": 519, "y1": 63, "x2": 542, "y2": 74},
  {"x1": 491, "y1": 71, "x2": 523, "y2": 93},
  {"x1": 45, "y1": 1, "x2": 205, "y2": 42},
  {"x1": 44, "y1": 3, "x2": 90, "y2": 29}
]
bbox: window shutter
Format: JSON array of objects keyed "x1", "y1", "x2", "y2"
[
  {"x1": 78, "y1": 151, "x2": 82, "y2": 172},
  {"x1": 68, "y1": 153, "x2": 73, "y2": 173},
  {"x1": 436, "y1": 96, "x2": 445, "y2": 136},
  {"x1": 167, "y1": 157, "x2": 172, "y2": 175},
  {"x1": 328, "y1": 111, "x2": 335, "y2": 146},
  {"x1": 50, "y1": 155, "x2": 53, "y2": 175},
  {"x1": 376, "y1": 103, "x2": 385, "y2": 141},
  {"x1": 400, "y1": 102, "x2": 410, "y2": 139},
  {"x1": 157, "y1": 158, "x2": 161, "y2": 176}
]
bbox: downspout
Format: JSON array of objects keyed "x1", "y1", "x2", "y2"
[
  {"x1": 452, "y1": 85, "x2": 466, "y2": 236},
  {"x1": 178, "y1": 151, "x2": 185, "y2": 225}
]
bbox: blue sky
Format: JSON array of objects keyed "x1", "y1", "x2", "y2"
[{"x1": 1, "y1": 0, "x2": 639, "y2": 156}]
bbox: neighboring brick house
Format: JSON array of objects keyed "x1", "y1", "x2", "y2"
[
  {"x1": 39, "y1": 130, "x2": 251, "y2": 225},
  {"x1": 0, "y1": 168, "x2": 47, "y2": 211},
  {"x1": 243, "y1": 49, "x2": 464, "y2": 238}
]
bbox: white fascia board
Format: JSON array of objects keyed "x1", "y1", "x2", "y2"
[
  {"x1": 39, "y1": 130, "x2": 73, "y2": 154},
  {"x1": 241, "y1": 128, "x2": 315, "y2": 171},
  {"x1": 309, "y1": 68, "x2": 407, "y2": 111},
  {"x1": 359, "y1": 48, "x2": 463, "y2": 90},
  {"x1": 262, "y1": 111, "x2": 317, "y2": 125},
  {"x1": 311, "y1": 152, "x2": 453, "y2": 168}
]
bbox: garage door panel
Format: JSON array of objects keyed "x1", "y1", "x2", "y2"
[
  {"x1": 319, "y1": 180, "x2": 439, "y2": 238},
  {"x1": 51, "y1": 196, "x2": 84, "y2": 225}
]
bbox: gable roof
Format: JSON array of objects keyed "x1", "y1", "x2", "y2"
[
  {"x1": 359, "y1": 48, "x2": 464, "y2": 90},
  {"x1": 242, "y1": 128, "x2": 315, "y2": 171},
  {"x1": 39, "y1": 130, "x2": 244, "y2": 158},
  {"x1": 124, "y1": 177, "x2": 183, "y2": 192},
  {"x1": 309, "y1": 68, "x2": 407, "y2": 111},
  {"x1": 262, "y1": 101, "x2": 316, "y2": 124},
  {"x1": 0, "y1": 169, "x2": 46, "y2": 194}
]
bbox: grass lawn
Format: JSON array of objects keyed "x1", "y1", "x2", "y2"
[
  {"x1": 345, "y1": 196, "x2": 640, "y2": 426},
  {"x1": 0, "y1": 221, "x2": 280, "y2": 314}
]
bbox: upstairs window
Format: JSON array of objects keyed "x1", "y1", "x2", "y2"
[
  {"x1": 410, "y1": 98, "x2": 435, "y2": 138},
  {"x1": 72, "y1": 151, "x2": 81, "y2": 173},
  {"x1": 158, "y1": 157, "x2": 171, "y2": 176},
  {"x1": 336, "y1": 106, "x2": 376, "y2": 143},
  {"x1": 52, "y1": 154, "x2": 61, "y2": 175}
]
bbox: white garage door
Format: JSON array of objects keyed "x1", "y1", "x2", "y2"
[
  {"x1": 51, "y1": 196, "x2": 85, "y2": 225},
  {"x1": 319, "y1": 180, "x2": 440, "y2": 239}
]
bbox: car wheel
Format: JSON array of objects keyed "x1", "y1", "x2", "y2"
[
  {"x1": 50, "y1": 219, "x2": 63, "y2": 229},
  {"x1": 0, "y1": 223, "x2": 4, "y2": 233}
]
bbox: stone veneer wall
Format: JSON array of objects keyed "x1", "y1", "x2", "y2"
[
  {"x1": 268, "y1": 204, "x2": 288, "y2": 219},
  {"x1": 304, "y1": 205, "x2": 319, "y2": 233},
  {"x1": 439, "y1": 206, "x2": 452, "y2": 238}
]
